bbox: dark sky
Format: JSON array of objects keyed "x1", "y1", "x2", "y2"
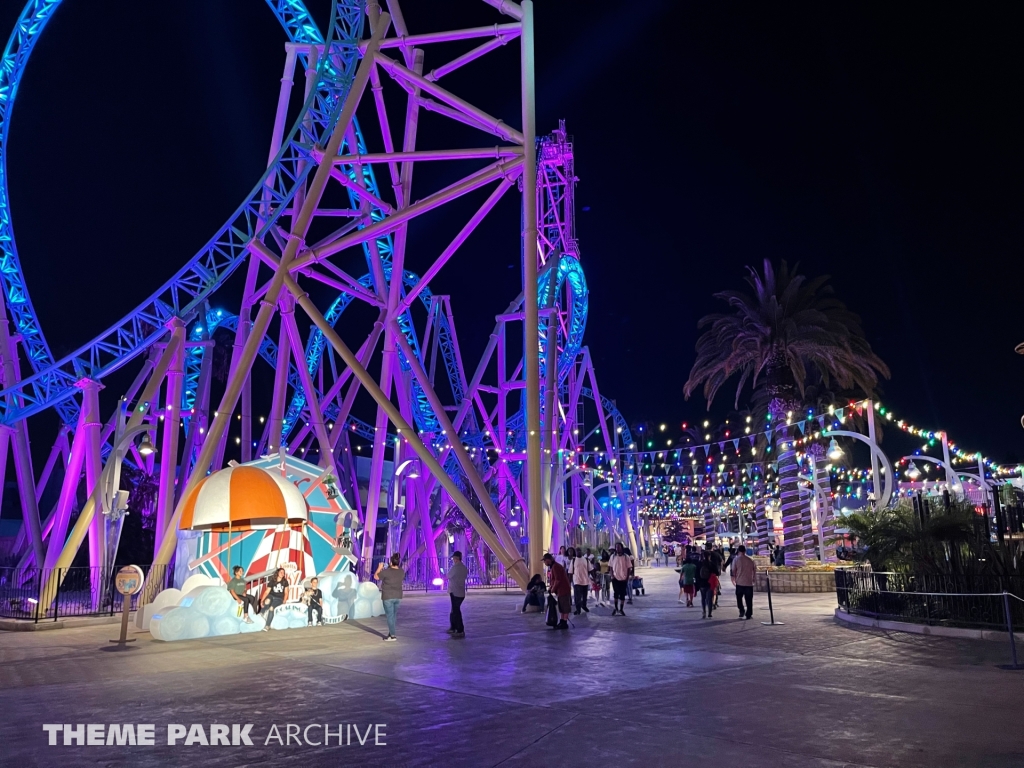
[{"x1": 1, "y1": 1, "x2": 1022, "y2": 463}]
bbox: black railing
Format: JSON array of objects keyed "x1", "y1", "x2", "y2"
[
  {"x1": 835, "y1": 568, "x2": 1024, "y2": 630},
  {"x1": 401, "y1": 556, "x2": 513, "y2": 592},
  {"x1": 0, "y1": 564, "x2": 171, "y2": 622}
]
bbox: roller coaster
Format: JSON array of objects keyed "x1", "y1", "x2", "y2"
[{"x1": 0, "y1": 0, "x2": 644, "y2": 602}]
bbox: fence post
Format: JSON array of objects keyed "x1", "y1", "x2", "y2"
[
  {"x1": 761, "y1": 569, "x2": 783, "y2": 626},
  {"x1": 34, "y1": 568, "x2": 43, "y2": 624},
  {"x1": 999, "y1": 592, "x2": 1021, "y2": 671},
  {"x1": 52, "y1": 568, "x2": 62, "y2": 623}
]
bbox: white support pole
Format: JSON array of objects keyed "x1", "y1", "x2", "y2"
[
  {"x1": 866, "y1": 400, "x2": 882, "y2": 507},
  {"x1": 941, "y1": 431, "x2": 955, "y2": 488}
]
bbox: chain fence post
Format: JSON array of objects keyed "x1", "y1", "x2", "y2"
[
  {"x1": 999, "y1": 591, "x2": 1021, "y2": 670},
  {"x1": 53, "y1": 567, "x2": 62, "y2": 623}
]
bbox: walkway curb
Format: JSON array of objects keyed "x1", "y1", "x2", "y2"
[
  {"x1": 0, "y1": 615, "x2": 122, "y2": 632},
  {"x1": 834, "y1": 607, "x2": 1024, "y2": 643}
]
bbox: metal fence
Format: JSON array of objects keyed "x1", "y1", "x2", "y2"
[
  {"x1": 835, "y1": 568, "x2": 1024, "y2": 630},
  {"x1": 0, "y1": 564, "x2": 171, "y2": 623}
]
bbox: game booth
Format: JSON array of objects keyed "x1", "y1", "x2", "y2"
[{"x1": 140, "y1": 453, "x2": 384, "y2": 642}]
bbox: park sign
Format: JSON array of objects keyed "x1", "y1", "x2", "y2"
[{"x1": 115, "y1": 565, "x2": 145, "y2": 596}]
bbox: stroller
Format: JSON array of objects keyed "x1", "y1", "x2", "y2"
[{"x1": 630, "y1": 576, "x2": 645, "y2": 596}]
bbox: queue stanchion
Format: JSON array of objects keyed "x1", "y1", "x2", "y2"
[{"x1": 761, "y1": 568, "x2": 783, "y2": 626}]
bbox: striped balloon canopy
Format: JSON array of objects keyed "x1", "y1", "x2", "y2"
[{"x1": 179, "y1": 465, "x2": 308, "y2": 532}]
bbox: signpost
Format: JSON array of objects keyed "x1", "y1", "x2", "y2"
[{"x1": 110, "y1": 565, "x2": 144, "y2": 647}]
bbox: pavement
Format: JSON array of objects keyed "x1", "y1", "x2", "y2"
[{"x1": 1, "y1": 565, "x2": 1021, "y2": 768}]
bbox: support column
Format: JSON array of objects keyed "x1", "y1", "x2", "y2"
[
  {"x1": 154, "y1": 321, "x2": 185, "y2": 556},
  {"x1": 44, "y1": 395, "x2": 92, "y2": 570},
  {"x1": 0, "y1": 331, "x2": 44, "y2": 571},
  {"x1": 866, "y1": 400, "x2": 882, "y2": 508},
  {"x1": 81, "y1": 380, "x2": 103, "y2": 579},
  {"x1": 267, "y1": 297, "x2": 293, "y2": 453},
  {"x1": 521, "y1": 0, "x2": 542, "y2": 573}
]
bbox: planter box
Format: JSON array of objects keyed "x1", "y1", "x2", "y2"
[{"x1": 756, "y1": 571, "x2": 835, "y2": 593}]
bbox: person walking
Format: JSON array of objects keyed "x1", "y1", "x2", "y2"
[
  {"x1": 259, "y1": 567, "x2": 288, "y2": 631},
  {"x1": 543, "y1": 553, "x2": 572, "y2": 630},
  {"x1": 708, "y1": 545, "x2": 724, "y2": 609},
  {"x1": 374, "y1": 554, "x2": 405, "y2": 642},
  {"x1": 696, "y1": 552, "x2": 714, "y2": 619},
  {"x1": 678, "y1": 558, "x2": 696, "y2": 606},
  {"x1": 554, "y1": 545, "x2": 569, "y2": 570},
  {"x1": 447, "y1": 551, "x2": 469, "y2": 637},
  {"x1": 623, "y1": 546, "x2": 636, "y2": 605},
  {"x1": 570, "y1": 547, "x2": 591, "y2": 615},
  {"x1": 730, "y1": 544, "x2": 757, "y2": 620},
  {"x1": 609, "y1": 542, "x2": 633, "y2": 616}
]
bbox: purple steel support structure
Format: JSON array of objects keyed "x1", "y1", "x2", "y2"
[
  {"x1": 15, "y1": 1, "x2": 637, "y2": 599},
  {"x1": 81, "y1": 379, "x2": 104, "y2": 607},
  {"x1": 284, "y1": 271, "x2": 529, "y2": 587},
  {"x1": 153, "y1": 11, "x2": 394, "y2": 570},
  {"x1": 43, "y1": 390, "x2": 93, "y2": 570},
  {"x1": 154, "y1": 320, "x2": 185, "y2": 556},
  {"x1": 0, "y1": 291, "x2": 44, "y2": 569}
]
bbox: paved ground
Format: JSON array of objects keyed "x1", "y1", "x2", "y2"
[{"x1": 1, "y1": 566, "x2": 1022, "y2": 768}]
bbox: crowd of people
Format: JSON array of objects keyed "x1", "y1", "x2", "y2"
[
  {"x1": 228, "y1": 539, "x2": 761, "y2": 642},
  {"x1": 675, "y1": 543, "x2": 757, "y2": 619}
]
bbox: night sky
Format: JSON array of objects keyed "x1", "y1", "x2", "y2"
[{"x1": 1, "y1": 1, "x2": 1022, "y2": 463}]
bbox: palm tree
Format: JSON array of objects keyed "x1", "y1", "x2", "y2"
[{"x1": 684, "y1": 260, "x2": 889, "y2": 566}]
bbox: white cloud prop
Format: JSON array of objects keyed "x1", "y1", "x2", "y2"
[{"x1": 149, "y1": 570, "x2": 384, "y2": 642}]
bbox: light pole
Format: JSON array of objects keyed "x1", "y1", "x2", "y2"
[
  {"x1": 899, "y1": 454, "x2": 962, "y2": 495},
  {"x1": 386, "y1": 459, "x2": 419, "y2": 562},
  {"x1": 823, "y1": 423, "x2": 895, "y2": 509},
  {"x1": 96, "y1": 398, "x2": 157, "y2": 598}
]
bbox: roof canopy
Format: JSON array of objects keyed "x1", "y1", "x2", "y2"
[{"x1": 179, "y1": 465, "x2": 308, "y2": 532}]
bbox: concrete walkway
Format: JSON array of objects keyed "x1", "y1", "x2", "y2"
[{"x1": 1, "y1": 566, "x2": 1021, "y2": 767}]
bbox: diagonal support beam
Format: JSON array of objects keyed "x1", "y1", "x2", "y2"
[
  {"x1": 391, "y1": 322, "x2": 523, "y2": 562},
  {"x1": 153, "y1": 12, "x2": 394, "y2": 571},
  {"x1": 284, "y1": 273, "x2": 528, "y2": 589}
]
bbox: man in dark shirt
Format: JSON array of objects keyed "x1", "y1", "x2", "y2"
[
  {"x1": 446, "y1": 551, "x2": 469, "y2": 637},
  {"x1": 226, "y1": 565, "x2": 257, "y2": 624},
  {"x1": 305, "y1": 576, "x2": 324, "y2": 626},
  {"x1": 543, "y1": 553, "x2": 572, "y2": 630}
]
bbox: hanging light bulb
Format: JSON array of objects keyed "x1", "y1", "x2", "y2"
[
  {"x1": 827, "y1": 438, "x2": 844, "y2": 461},
  {"x1": 138, "y1": 436, "x2": 157, "y2": 456},
  {"x1": 906, "y1": 461, "x2": 921, "y2": 480}
]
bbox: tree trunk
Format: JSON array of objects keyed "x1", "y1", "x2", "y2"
[
  {"x1": 774, "y1": 423, "x2": 804, "y2": 567},
  {"x1": 766, "y1": 349, "x2": 806, "y2": 568},
  {"x1": 754, "y1": 485, "x2": 769, "y2": 556}
]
